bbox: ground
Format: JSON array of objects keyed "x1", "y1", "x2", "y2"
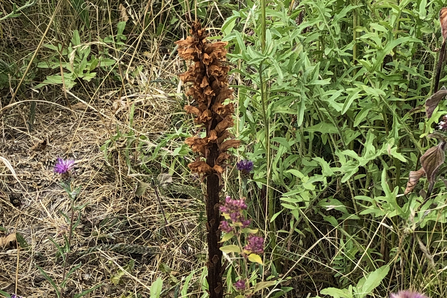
[{"x1": 0, "y1": 87, "x2": 207, "y2": 297}]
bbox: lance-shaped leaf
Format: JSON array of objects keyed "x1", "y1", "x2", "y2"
[
  {"x1": 404, "y1": 168, "x2": 426, "y2": 195},
  {"x1": 420, "y1": 143, "x2": 446, "y2": 191},
  {"x1": 425, "y1": 86, "x2": 447, "y2": 118}
]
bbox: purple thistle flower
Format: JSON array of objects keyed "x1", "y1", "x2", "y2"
[
  {"x1": 390, "y1": 291, "x2": 429, "y2": 298},
  {"x1": 244, "y1": 235, "x2": 264, "y2": 254},
  {"x1": 54, "y1": 157, "x2": 75, "y2": 174},
  {"x1": 234, "y1": 279, "x2": 246, "y2": 291},
  {"x1": 236, "y1": 159, "x2": 254, "y2": 173}
]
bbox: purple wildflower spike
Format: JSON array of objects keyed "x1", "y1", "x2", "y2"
[
  {"x1": 244, "y1": 235, "x2": 264, "y2": 254},
  {"x1": 219, "y1": 196, "x2": 250, "y2": 232}
]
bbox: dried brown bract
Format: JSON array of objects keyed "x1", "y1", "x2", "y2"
[{"x1": 176, "y1": 21, "x2": 240, "y2": 178}]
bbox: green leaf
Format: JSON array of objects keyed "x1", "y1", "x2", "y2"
[
  {"x1": 357, "y1": 265, "x2": 390, "y2": 297},
  {"x1": 341, "y1": 89, "x2": 361, "y2": 115},
  {"x1": 150, "y1": 277, "x2": 163, "y2": 298},
  {"x1": 220, "y1": 245, "x2": 240, "y2": 254},
  {"x1": 252, "y1": 281, "x2": 276, "y2": 294},
  {"x1": 419, "y1": 0, "x2": 427, "y2": 19},
  {"x1": 305, "y1": 122, "x2": 338, "y2": 134},
  {"x1": 320, "y1": 287, "x2": 353, "y2": 298},
  {"x1": 181, "y1": 271, "x2": 194, "y2": 297},
  {"x1": 313, "y1": 157, "x2": 334, "y2": 176},
  {"x1": 248, "y1": 253, "x2": 263, "y2": 265},
  {"x1": 371, "y1": 37, "x2": 421, "y2": 71},
  {"x1": 240, "y1": 228, "x2": 258, "y2": 234},
  {"x1": 285, "y1": 169, "x2": 305, "y2": 179},
  {"x1": 37, "y1": 265, "x2": 61, "y2": 298},
  {"x1": 221, "y1": 232, "x2": 234, "y2": 242},
  {"x1": 72, "y1": 30, "x2": 81, "y2": 46},
  {"x1": 117, "y1": 21, "x2": 127, "y2": 35},
  {"x1": 73, "y1": 284, "x2": 103, "y2": 298}
]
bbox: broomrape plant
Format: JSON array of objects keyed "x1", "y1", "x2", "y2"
[{"x1": 176, "y1": 21, "x2": 240, "y2": 298}]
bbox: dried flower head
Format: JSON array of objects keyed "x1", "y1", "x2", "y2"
[
  {"x1": 236, "y1": 159, "x2": 254, "y2": 173},
  {"x1": 234, "y1": 279, "x2": 246, "y2": 291},
  {"x1": 390, "y1": 291, "x2": 429, "y2": 298},
  {"x1": 176, "y1": 21, "x2": 239, "y2": 178},
  {"x1": 54, "y1": 158, "x2": 75, "y2": 174}
]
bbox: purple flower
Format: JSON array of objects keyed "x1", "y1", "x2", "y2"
[
  {"x1": 220, "y1": 196, "x2": 247, "y2": 214},
  {"x1": 219, "y1": 196, "x2": 250, "y2": 232},
  {"x1": 220, "y1": 220, "x2": 233, "y2": 233},
  {"x1": 11, "y1": 294, "x2": 24, "y2": 298},
  {"x1": 54, "y1": 157, "x2": 75, "y2": 174},
  {"x1": 244, "y1": 235, "x2": 264, "y2": 254},
  {"x1": 234, "y1": 279, "x2": 246, "y2": 291},
  {"x1": 390, "y1": 291, "x2": 429, "y2": 298},
  {"x1": 236, "y1": 159, "x2": 254, "y2": 173}
]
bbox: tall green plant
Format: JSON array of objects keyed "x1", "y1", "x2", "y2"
[{"x1": 223, "y1": 0, "x2": 446, "y2": 295}]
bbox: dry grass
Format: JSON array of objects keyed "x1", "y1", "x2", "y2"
[
  {"x1": 0, "y1": 79, "x2": 209, "y2": 297},
  {"x1": 0, "y1": 0, "x2": 249, "y2": 296},
  {"x1": 0, "y1": 2, "x2": 216, "y2": 296},
  {"x1": 0, "y1": 77, "x2": 209, "y2": 297}
]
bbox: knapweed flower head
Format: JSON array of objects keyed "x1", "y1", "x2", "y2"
[
  {"x1": 236, "y1": 159, "x2": 254, "y2": 173},
  {"x1": 219, "y1": 196, "x2": 250, "y2": 233},
  {"x1": 244, "y1": 235, "x2": 264, "y2": 254},
  {"x1": 234, "y1": 279, "x2": 246, "y2": 291},
  {"x1": 390, "y1": 291, "x2": 429, "y2": 298},
  {"x1": 54, "y1": 157, "x2": 75, "y2": 174}
]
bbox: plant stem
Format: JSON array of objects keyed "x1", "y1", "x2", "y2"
[
  {"x1": 206, "y1": 140, "x2": 223, "y2": 298},
  {"x1": 259, "y1": 0, "x2": 279, "y2": 273},
  {"x1": 62, "y1": 186, "x2": 76, "y2": 290},
  {"x1": 261, "y1": 0, "x2": 266, "y2": 51}
]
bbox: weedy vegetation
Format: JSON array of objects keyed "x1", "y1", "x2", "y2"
[{"x1": 1, "y1": 0, "x2": 447, "y2": 297}]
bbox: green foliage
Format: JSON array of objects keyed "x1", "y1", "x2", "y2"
[
  {"x1": 0, "y1": 0, "x2": 35, "y2": 21},
  {"x1": 150, "y1": 277, "x2": 163, "y2": 298},
  {"x1": 222, "y1": 0, "x2": 447, "y2": 296},
  {"x1": 317, "y1": 265, "x2": 389, "y2": 298},
  {"x1": 35, "y1": 24, "x2": 124, "y2": 90}
]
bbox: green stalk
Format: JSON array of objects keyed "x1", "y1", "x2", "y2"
[
  {"x1": 352, "y1": 0, "x2": 358, "y2": 67},
  {"x1": 261, "y1": 0, "x2": 266, "y2": 51},
  {"x1": 259, "y1": 0, "x2": 279, "y2": 272}
]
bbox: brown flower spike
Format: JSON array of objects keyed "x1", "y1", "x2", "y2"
[
  {"x1": 176, "y1": 22, "x2": 239, "y2": 298},
  {"x1": 177, "y1": 22, "x2": 239, "y2": 176}
]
